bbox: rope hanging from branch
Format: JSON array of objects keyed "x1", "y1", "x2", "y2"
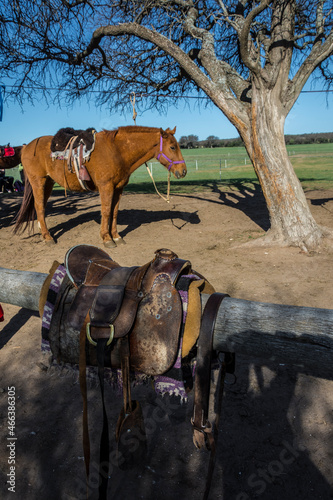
[
  {"x1": 130, "y1": 92, "x2": 137, "y2": 125},
  {"x1": 130, "y1": 91, "x2": 170, "y2": 203}
]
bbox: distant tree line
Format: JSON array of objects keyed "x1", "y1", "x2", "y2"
[{"x1": 179, "y1": 132, "x2": 333, "y2": 149}]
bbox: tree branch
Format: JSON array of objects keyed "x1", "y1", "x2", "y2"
[
  {"x1": 288, "y1": 28, "x2": 333, "y2": 113},
  {"x1": 238, "y1": 0, "x2": 272, "y2": 74}
]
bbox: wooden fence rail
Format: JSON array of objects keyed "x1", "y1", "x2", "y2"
[{"x1": 1, "y1": 267, "x2": 332, "y2": 379}]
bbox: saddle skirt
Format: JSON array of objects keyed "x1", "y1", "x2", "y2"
[{"x1": 47, "y1": 245, "x2": 192, "y2": 376}]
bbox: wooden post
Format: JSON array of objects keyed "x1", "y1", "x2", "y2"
[
  {"x1": 201, "y1": 294, "x2": 333, "y2": 380},
  {"x1": 0, "y1": 267, "x2": 47, "y2": 312}
]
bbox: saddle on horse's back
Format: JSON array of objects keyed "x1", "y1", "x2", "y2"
[
  {"x1": 50, "y1": 127, "x2": 97, "y2": 189},
  {"x1": 43, "y1": 245, "x2": 233, "y2": 499},
  {"x1": 50, "y1": 126, "x2": 96, "y2": 153}
]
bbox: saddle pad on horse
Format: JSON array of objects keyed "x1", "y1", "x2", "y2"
[
  {"x1": 0, "y1": 146, "x2": 15, "y2": 158},
  {"x1": 50, "y1": 127, "x2": 96, "y2": 190}
]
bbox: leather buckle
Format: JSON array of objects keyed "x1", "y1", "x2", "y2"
[
  {"x1": 86, "y1": 323, "x2": 114, "y2": 346},
  {"x1": 191, "y1": 417, "x2": 213, "y2": 450},
  {"x1": 190, "y1": 417, "x2": 212, "y2": 433}
]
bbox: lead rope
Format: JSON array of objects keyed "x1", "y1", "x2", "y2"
[{"x1": 145, "y1": 162, "x2": 171, "y2": 203}]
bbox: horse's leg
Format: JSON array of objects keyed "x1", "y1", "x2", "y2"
[
  {"x1": 111, "y1": 187, "x2": 125, "y2": 245},
  {"x1": 99, "y1": 184, "x2": 116, "y2": 248},
  {"x1": 33, "y1": 176, "x2": 55, "y2": 244}
]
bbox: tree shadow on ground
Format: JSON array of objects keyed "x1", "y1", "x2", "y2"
[
  {"x1": 0, "y1": 192, "x2": 24, "y2": 229},
  {"x1": 213, "y1": 356, "x2": 333, "y2": 500},
  {"x1": 1, "y1": 191, "x2": 201, "y2": 242},
  {"x1": 311, "y1": 197, "x2": 333, "y2": 205},
  {"x1": 0, "y1": 191, "x2": 101, "y2": 231},
  {"x1": 0, "y1": 308, "x2": 39, "y2": 349},
  {"x1": 310, "y1": 196, "x2": 333, "y2": 212},
  {"x1": 0, "y1": 310, "x2": 332, "y2": 500},
  {"x1": 174, "y1": 181, "x2": 271, "y2": 231},
  {"x1": 102, "y1": 356, "x2": 333, "y2": 500},
  {"x1": 4, "y1": 185, "x2": 330, "y2": 244}
]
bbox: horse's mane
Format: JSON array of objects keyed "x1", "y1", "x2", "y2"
[
  {"x1": 102, "y1": 125, "x2": 160, "y2": 138},
  {"x1": 119, "y1": 126, "x2": 160, "y2": 133}
]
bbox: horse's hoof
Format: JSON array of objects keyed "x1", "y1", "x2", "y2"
[
  {"x1": 44, "y1": 239, "x2": 56, "y2": 245},
  {"x1": 114, "y1": 237, "x2": 126, "y2": 246},
  {"x1": 103, "y1": 239, "x2": 116, "y2": 248}
]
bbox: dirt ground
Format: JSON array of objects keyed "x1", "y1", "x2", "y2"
[{"x1": 0, "y1": 185, "x2": 332, "y2": 500}]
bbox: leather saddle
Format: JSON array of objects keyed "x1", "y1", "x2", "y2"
[
  {"x1": 50, "y1": 127, "x2": 96, "y2": 188},
  {"x1": 57, "y1": 245, "x2": 192, "y2": 495},
  {"x1": 44, "y1": 245, "x2": 234, "y2": 500},
  {"x1": 63, "y1": 244, "x2": 191, "y2": 374},
  {"x1": 50, "y1": 127, "x2": 96, "y2": 153}
]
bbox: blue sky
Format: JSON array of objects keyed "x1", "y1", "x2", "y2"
[{"x1": 0, "y1": 88, "x2": 332, "y2": 146}]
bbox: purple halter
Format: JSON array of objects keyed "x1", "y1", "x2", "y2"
[{"x1": 157, "y1": 135, "x2": 185, "y2": 171}]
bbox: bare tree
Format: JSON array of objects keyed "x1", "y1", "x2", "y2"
[{"x1": 0, "y1": 0, "x2": 332, "y2": 251}]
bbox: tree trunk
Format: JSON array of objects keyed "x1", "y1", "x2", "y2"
[{"x1": 240, "y1": 84, "x2": 329, "y2": 252}]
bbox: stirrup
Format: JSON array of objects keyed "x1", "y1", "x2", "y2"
[{"x1": 86, "y1": 322, "x2": 114, "y2": 346}]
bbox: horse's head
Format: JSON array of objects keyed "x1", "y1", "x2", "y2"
[{"x1": 156, "y1": 127, "x2": 187, "y2": 179}]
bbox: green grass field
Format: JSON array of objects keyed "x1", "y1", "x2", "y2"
[
  {"x1": 9, "y1": 142, "x2": 332, "y2": 194},
  {"x1": 126, "y1": 142, "x2": 333, "y2": 194}
]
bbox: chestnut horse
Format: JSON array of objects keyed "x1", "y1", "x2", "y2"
[
  {"x1": 14, "y1": 126, "x2": 186, "y2": 247},
  {"x1": 0, "y1": 146, "x2": 23, "y2": 169}
]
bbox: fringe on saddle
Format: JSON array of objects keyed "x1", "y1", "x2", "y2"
[{"x1": 50, "y1": 127, "x2": 96, "y2": 191}]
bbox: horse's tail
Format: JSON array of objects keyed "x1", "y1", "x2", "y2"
[{"x1": 13, "y1": 174, "x2": 36, "y2": 234}]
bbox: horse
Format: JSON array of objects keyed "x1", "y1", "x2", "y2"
[
  {"x1": 14, "y1": 126, "x2": 187, "y2": 247},
  {"x1": 0, "y1": 146, "x2": 23, "y2": 169}
]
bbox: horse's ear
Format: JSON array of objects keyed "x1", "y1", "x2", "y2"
[
  {"x1": 162, "y1": 127, "x2": 176, "y2": 136},
  {"x1": 160, "y1": 128, "x2": 168, "y2": 138}
]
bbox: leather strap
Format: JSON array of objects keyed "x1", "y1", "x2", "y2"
[
  {"x1": 192, "y1": 292, "x2": 230, "y2": 499},
  {"x1": 192, "y1": 293, "x2": 229, "y2": 449},
  {"x1": 120, "y1": 336, "x2": 132, "y2": 412},
  {"x1": 79, "y1": 313, "x2": 90, "y2": 499},
  {"x1": 88, "y1": 266, "x2": 138, "y2": 339},
  {"x1": 110, "y1": 261, "x2": 150, "y2": 338},
  {"x1": 202, "y1": 354, "x2": 227, "y2": 500},
  {"x1": 96, "y1": 338, "x2": 110, "y2": 500}
]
